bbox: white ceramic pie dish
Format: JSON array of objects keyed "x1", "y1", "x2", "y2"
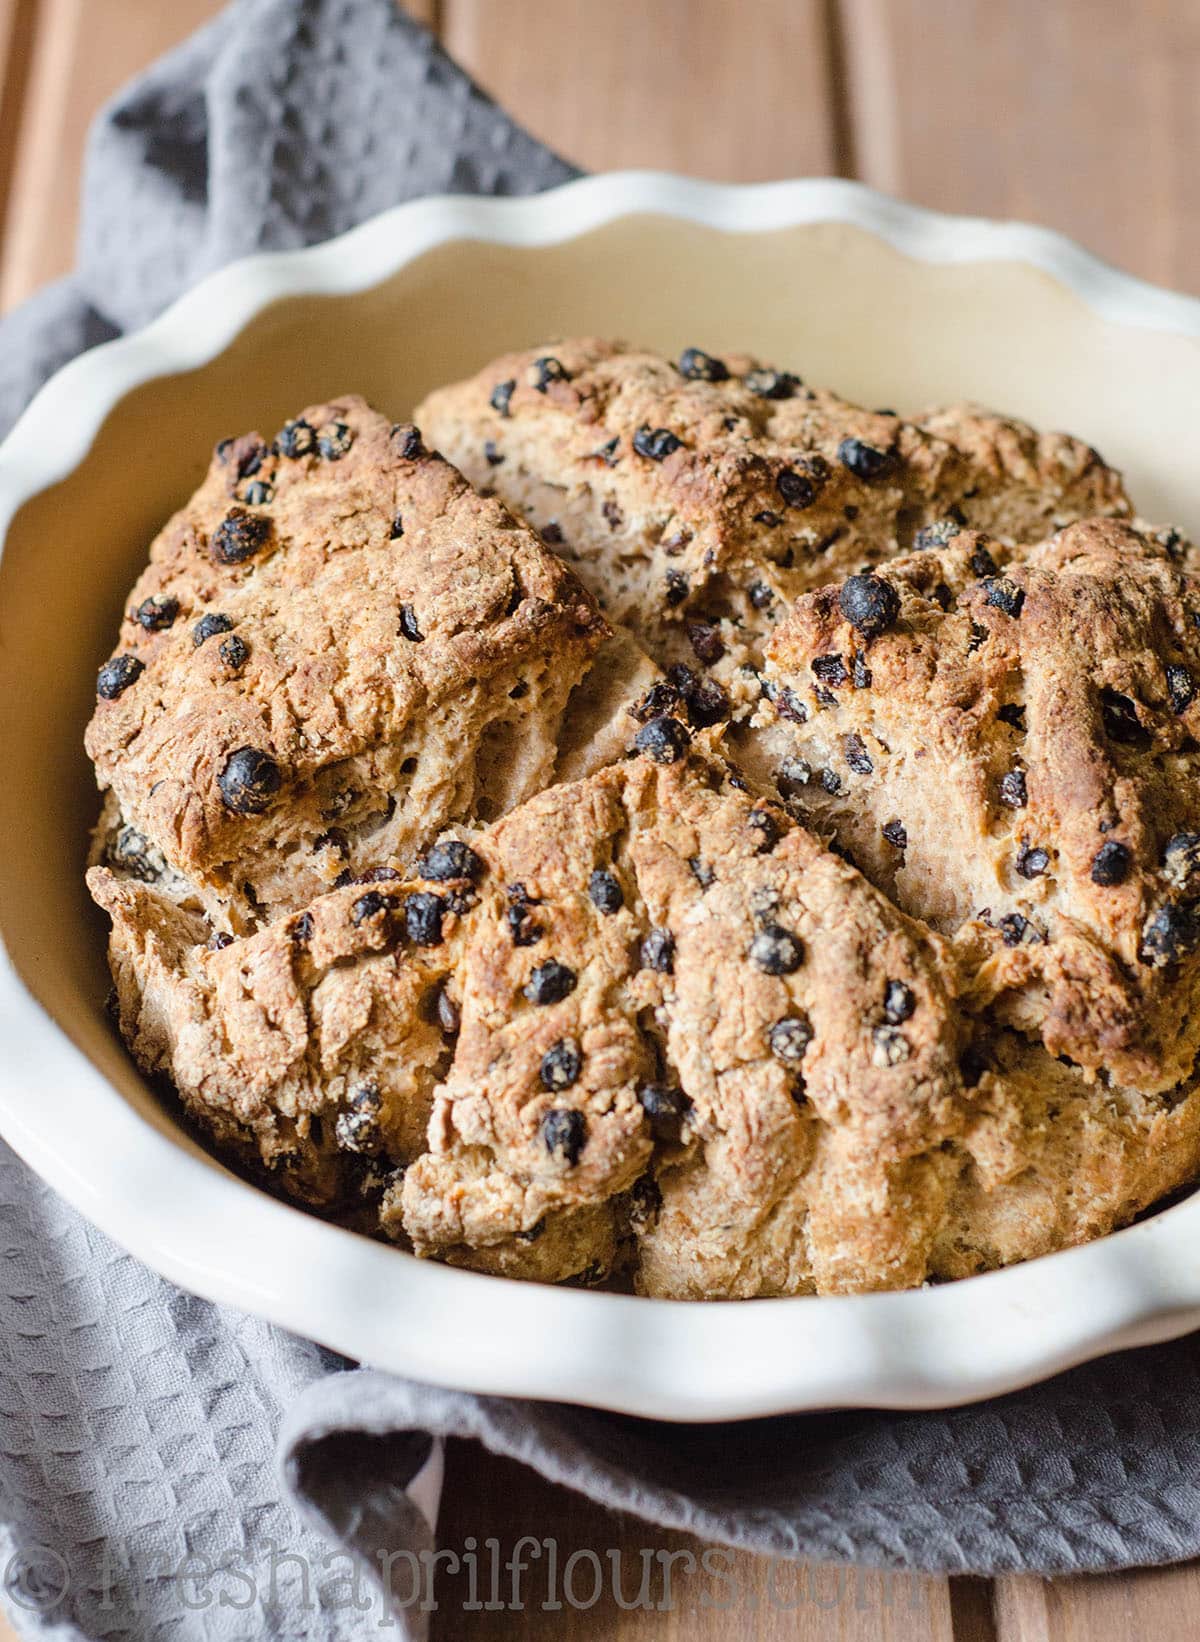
[{"x1": 2, "y1": 173, "x2": 1200, "y2": 1423}]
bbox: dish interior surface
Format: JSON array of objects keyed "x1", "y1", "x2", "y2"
[{"x1": 3, "y1": 186, "x2": 1200, "y2": 1418}]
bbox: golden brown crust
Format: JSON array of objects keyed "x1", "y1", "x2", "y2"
[
  {"x1": 88, "y1": 861, "x2": 461, "y2": 1207},
  {"x1": 85, "y1": 353, "x2": 1200, "y2": 1298},
  {"x1": 92, "y1": 721, "x2": 1200, "y2": 1296},
  {"x1": 762, "y1": 517, "x2": 1200, "y2": 1092},
  {"x1": 416, "y1": 340, "x2": 1131, "y2": 680},
  {"x1": 931, "y1": 1031, "x2": 1200, "y2": 1279},
  {"x1": 86, "y1": 396, "x2": 608, "y2": 929}
]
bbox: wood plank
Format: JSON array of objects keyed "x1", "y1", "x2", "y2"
[
  {"x1": 0, "y1": 0, "x2": 445, "y2": 313},
  {"x1": 441, "y1": 0, "x2": 838, "y2": 180},
  {"x1": 432, "y1": 1439, "x2": 955, "y2": 1640},
  {"x1": 5, "y1": 4, "x2": 1192, "y2": 1641},
  {"x1": 0, "y1": 0, "x2": 221, "y2": 311},
  {"x1": 0, "y1": 0, "x2": 38, "y2": 257},
  {"x1": 838, "y1": 0, "x2": 1200, "y2": 293},
  {"x1": 400, "y1": 0, "x2": 441, "y2": 28},
  {"x1": 996, "y1": 1562, "x2": 1200, "y2": 1642}
]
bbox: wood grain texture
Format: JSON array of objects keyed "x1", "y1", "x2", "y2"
[
  {"x1": 1, "y1": 4, "x2": 1199, "y2": 1641},
  {"x1": 441, "y1": 0, "x2": 838, "y2": 179},
  {"x1": 998, "y1": 1563, "x2": 1200, "y2": 1642},
  {"x1": 0, "y1": 0, "x2": 37, "y2": 250},
  {"x1": 839, "y1": 0, "x2": 1200, "y2": 292},
  {"x1": 0, "y1": 0, "x2": 221, "y2": 310},
  {"x1": 995, "y1": 1564, "x2": 1200, "y2": 1642}
]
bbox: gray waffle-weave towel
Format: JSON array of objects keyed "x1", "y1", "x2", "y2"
[{"x1": 2, "y1": 1, "x2": 1200, "y2": 1636}]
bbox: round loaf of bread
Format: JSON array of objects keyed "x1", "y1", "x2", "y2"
[{"x1": 85, "y1": 349, "x2": 1200, "y2": 1297}]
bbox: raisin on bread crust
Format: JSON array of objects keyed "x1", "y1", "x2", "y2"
[
  {"x1": 85, "y1": 353, "x2": 1200, "y2": 1297},
  {"x1": 762, "y1": 517, "x2": 1200, "y2": 1094},
  {"x1": 89, "y1": 717, "x2": 1200, "y2": 1297},
  {"x1": 417, "y1": 340, "x2": 1131, "y2": 683},
  {"x1": 86, "y1": 397, "x2": 608, "y2": 932}
]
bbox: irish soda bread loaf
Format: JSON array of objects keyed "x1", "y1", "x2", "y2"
[{"x1": 86, "y1": 352, "x2": 1200, "y2": 1297}]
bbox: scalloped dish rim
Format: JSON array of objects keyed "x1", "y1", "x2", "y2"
[{"x1": 1, "y1": 173, "x2": 1199, "y2": 1421}]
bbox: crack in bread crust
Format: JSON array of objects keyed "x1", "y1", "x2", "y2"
[
  {"x1": 85, "y1": 358, "x2": 1200, "y2": 1296},
  {"x1": 86, "y1": 398, "x2": 609, "y2": 931},
  {"x1": 417, "y1": 339, "x2": 1132, "y2": 678},
  {"x1": 763, "y1": 517, "x2": 1200, "y2": 1093}
]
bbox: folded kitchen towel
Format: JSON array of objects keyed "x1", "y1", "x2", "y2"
[{"x1": 2, "y1": 1, "x2": 1200, "y2": 1637}]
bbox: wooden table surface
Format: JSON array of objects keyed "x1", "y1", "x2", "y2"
[{"x1": 1, "y1": 2, "x2": 1198, "y2": 1638}]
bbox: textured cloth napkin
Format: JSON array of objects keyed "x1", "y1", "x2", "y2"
[{"x1": 3, "y1": 0, "x2": 1200, "y2": 1635}]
